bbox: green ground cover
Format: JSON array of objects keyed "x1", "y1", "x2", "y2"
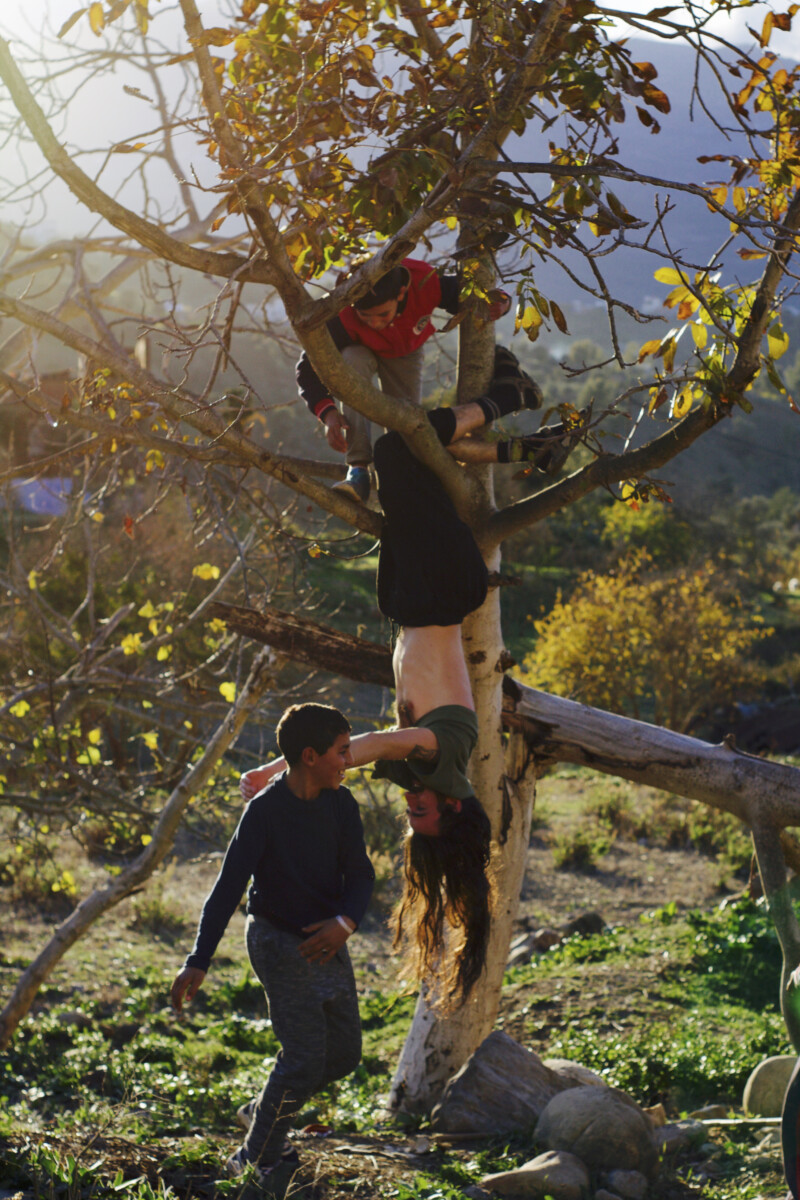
[{"x1": 0, "y1": 895, "x2": 791, "y2": 1200}]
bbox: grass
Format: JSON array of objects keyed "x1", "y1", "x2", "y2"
[
  {"x1": 0, "y1": 770, "x2": 793, "y2": 1200},
  {"x1": 1, "y1": 897, "x2": 792, "y2": 1200}
]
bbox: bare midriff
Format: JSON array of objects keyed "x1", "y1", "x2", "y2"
[{"x1": 392, "y1": 625, "x2": 475, "y2": 718}]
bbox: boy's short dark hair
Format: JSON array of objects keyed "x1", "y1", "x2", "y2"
[
  {"x1": 353, "y1": 266, "x2": 407, "y2": 310},
  {"x1": 276, "y1": 703, "x2": 351, "y2": 767}
]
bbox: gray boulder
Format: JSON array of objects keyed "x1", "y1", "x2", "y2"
[
  {"x1": 535, "y1": 1085, "x2": 658, "y2": 1178},
  {"x1": 432, "y1": 1031, "x2": 568, "y2": 1134},
  {"x1": 743, "y1": 1055, "x2": 797, "y2": 1117},
  {"x1": 481, "y1": 1151, "x2": 590, "y2": 1199}
]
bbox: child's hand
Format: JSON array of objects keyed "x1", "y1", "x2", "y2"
[
  {"x1": 171, "y1": 967, "x2": 205, "y2": 1012},
  {"x1": 240, "y1": 765, "x2": 278, "y2": 803},
  {"x1": 299, "y1": 917, "x2": 354, "y2": 965},
  {"x1": 324, "y1": 410, "x2": 350, "y2": 454}
]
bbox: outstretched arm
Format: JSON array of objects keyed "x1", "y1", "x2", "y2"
[{"x1": 349, "y1": 727, "x2": 438, "y2": 765}]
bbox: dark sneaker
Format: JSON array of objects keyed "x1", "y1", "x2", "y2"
[
  {"x1": 488, "y1": 345, "x2": 544, "y2": 411},
  {"x1": 510, "y1": 406, "x2": 591, "y2": 475},
  {"x1": 234, "y1": 1106, "x2": 299, "y2": 1166},
  {"x1": 225, "y1": 1147, "x2": 282, "y2": 1190},
  {"x1": 332, "y1": 465, "x2": 371, "y2": 503}
]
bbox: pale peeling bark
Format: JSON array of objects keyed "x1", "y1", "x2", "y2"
[{"x1": 0, "y1": 648, "x2": 274, "y2": 1051}]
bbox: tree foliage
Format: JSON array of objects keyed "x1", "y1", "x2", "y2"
[{"x1": 522, "y1": 550, "x2": 771, "y2": 732}]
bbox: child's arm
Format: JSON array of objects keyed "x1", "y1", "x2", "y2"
[
  {"x1": 348, "y1": 727, "x2": 438, "y2": 766},
  {"x1": 240, "y1": 757, "x2": 286, "y2": 802}
]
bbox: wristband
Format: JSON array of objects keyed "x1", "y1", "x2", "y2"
[{"x1": 336, "y1": 915, "x2": 353, "y2": 934}]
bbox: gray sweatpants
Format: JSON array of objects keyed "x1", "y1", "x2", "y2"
[
  {"x1": 242, "y1": 915, "x2": 362, "y2": 1168},
  {"x1": 340, "y1": 343, "x2": 424, "y2": 465}
]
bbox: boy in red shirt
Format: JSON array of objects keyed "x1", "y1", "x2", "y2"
[{"x1": 296, "y1": 258, "x2": 512, "y2": 501}]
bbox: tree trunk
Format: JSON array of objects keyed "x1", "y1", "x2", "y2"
[
  {"x1": 0, "y1": 648, "x2": 274, "y2": 1051},
  {"x1": 209, "y1": 605, "x2": 800, "y2": 1073}
]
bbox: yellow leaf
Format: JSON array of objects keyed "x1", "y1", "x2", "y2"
[
  {"x1": 637, "y1": 339, "x2": 662, "y2": 362},
  {"x1": 691, "y1": 323, "x2": 708, "y2": 349},
  {"x1": 88, "y1": 728, "x2": 102, "y2": 745},
  {"x1": 138, "y1": 600, "x2": 157, "y2": 618},
  {"x1": 768, "y1": 322, "x2": 790, "y2": 359},
  {"x1": 28, "y1": 569, "x2": 38, "y2": 591},
  {"x1": 141, "y1": 730, "x2": 158, "y2": 750},
  {"x1": 156, "y1": 645, "x2": 171, "y2": 661},
  {"x1": 141, "y1": 834, "x2": 152, "y2": 846},
  {"x1": 91, "y1": 511, "x2": 104, "y2": 523},
  {"x1": 673, "y1": 387, "x2": 692, "y2": 418},
  {"x1": 10, "y1": 700, "x2": 31, "y2": 718},
  {"x1": 193, "y1": 563, "x2": 221, "y2": 580},
  {"x1": 653, "y1": 267, "x2": 685, "y2": 285},
  {"x1": 444, "y1": 216, "x2": 458, "y2": 230},
  {"x1": 121, "y1": 632, "x2": 143, "y2": 656},
  {"x1": 89, "y1": 2, "x2": 104, "y2": 35},
  {"x1": 733, "y1": 187, "x2": 747, "y2": 213},
  {"x1": 219, "y1": 681, "x2": 236, "y2": 703}
]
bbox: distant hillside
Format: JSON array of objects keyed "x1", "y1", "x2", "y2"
[{"x1": 504, "y1": 37, "x2": 794, "y2": 309}]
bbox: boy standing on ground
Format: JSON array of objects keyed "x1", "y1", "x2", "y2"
[
  {"x1": 297, "y1": 258, "x2": 511, "y2": 501},
  {"x1": 171, "y1": 703, "x2": 375, "y2": 1188}
]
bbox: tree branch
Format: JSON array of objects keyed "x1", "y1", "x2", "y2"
[{"x1": 0, "y1": 37, "x2": 278, "y2": 287}]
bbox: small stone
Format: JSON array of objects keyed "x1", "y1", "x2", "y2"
[
  {"x1": 698, "y1": 1142, "x2": 719, "y2": 1158},
  {"x1": 605, "y1": 1169, "x2": 648, "y2": 1199},
  {"x1": 560, "y1": 911, "x2": 606, "y2": 938},
  {"x1": 481, "y1": 1150, "x2": 590, "y2": 1200},
  {"x1": 688, "y1": 1104, "x2": 729, "y2": 1120},
  {"x1": 533, "y1": 927, "x2": 563, "y2": 952},
  {"x1": 461, "y1": 1188, "x2": 492, "y2": 1200},
  {"x1": 542, "y1": 1059, "x2": 606, "y2": 1089},
  {"x1": 643, "y1": 1103, "x2": 666, "y2": 1128},
  {"x1": 743, "y1": 1055, "x2": 797, "y2": 1117},
  {"x1": 655, "y1": 1118, "x2": 707, "y2": 1156}
]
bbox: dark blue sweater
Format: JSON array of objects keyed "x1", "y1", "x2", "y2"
[{"x1": 185, "y1": 774, "x2": 375, "y2": 971}]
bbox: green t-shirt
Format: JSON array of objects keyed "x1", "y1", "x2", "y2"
[{"x1": 372, "y1": 704, "x2": 478, "y2": 800}]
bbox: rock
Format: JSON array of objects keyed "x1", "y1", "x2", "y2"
[
  {"x1": 532, "y1": 927, "x2": 563, "y2": 952},
  {"x1": 643, "y1": 1103, "x2": 666, "y2": 1128},
  {"x1": 594, "y1": 1192, "x2": 623, "y2": 1200},
  {"x1": 481, "y1": 1151, "x2": 590, "y2": 1199},
  {"x1": 604, "y1": 1168, "x2": 648, "y2": 1199},
  {"x1": 543, "y1": 1059, "x2": 607, "y2": 1089},
  {"x1": 461, "y1": 1188, "x2": 493, "y2": 1200},
  {"x1": 508, "y1": 932, "x2": 538, "y2": 968},
  {"x1": 432, "y1": 1031, "x2": 569, "y2": 1135},
  {"x1": 655, "y1": 1118, "x2": 707, "y2": 1156},
  {"x1": 743, "y1": 1055, "x2": 797, "y2": 1117},
  {"x1": 688, "y1": 1104, "x2": 729, "y2": 1120},
  {"x1": 560, "y1": 911, "x2": 606, "y2": 938},
  {"x1": 535, "y1": 1085, "x2": 658, "y2": 1178}
]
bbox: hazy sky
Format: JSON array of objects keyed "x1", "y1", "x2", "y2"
[{"x1": 0, "y1": 1, "x2": 798, "y2": 239}]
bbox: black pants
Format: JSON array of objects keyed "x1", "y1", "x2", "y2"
[{"x1": 374, "y1": 430, "x2": 488, "y2": 627}]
